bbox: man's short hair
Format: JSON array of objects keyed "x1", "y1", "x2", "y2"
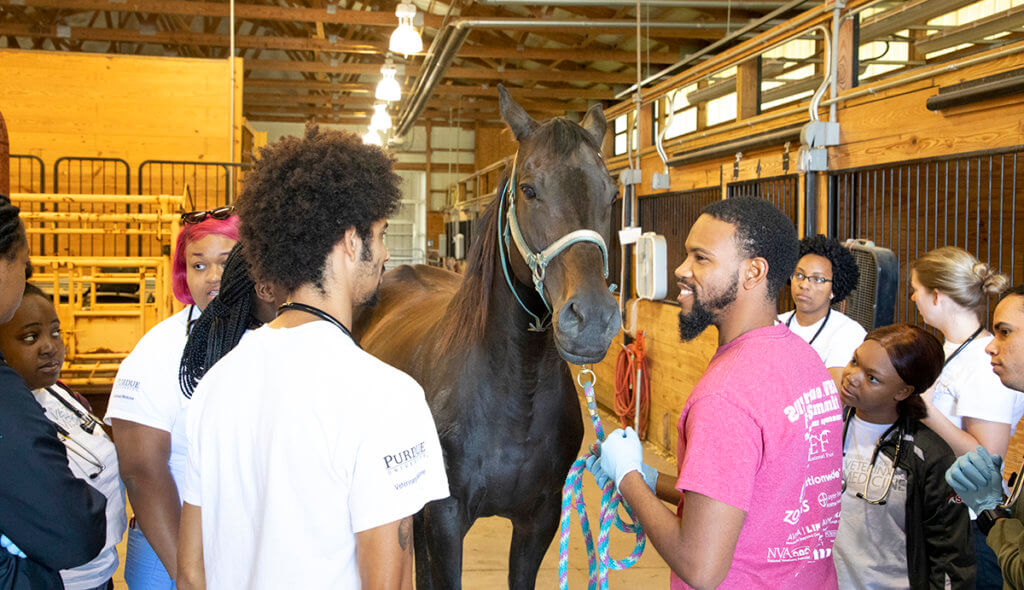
[
  {"x1": 701, "y1": 196, "x2": 799, "y2": 300},
  {"x1": 237, "y1": 125, "x2": 402, "y2": 293},
  {"x1": 999, "y1": 284, "x2": 1024, "y2": 304}
]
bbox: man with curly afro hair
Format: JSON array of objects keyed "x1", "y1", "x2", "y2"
[
  {"x1": 779, "y1": 234, "x2": 866, "y2": 383},
  {"x1": 588, "y1": 197, "x2": 842, "y2": 588},
  {"x1": 176, "y1": 126, "x2": 450, "y2": 590}
]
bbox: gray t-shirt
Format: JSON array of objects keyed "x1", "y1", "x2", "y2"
[{"x1": 834, "y1": 415, "x2": 909, "y2": 589}]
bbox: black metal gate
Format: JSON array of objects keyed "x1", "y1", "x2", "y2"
[{"x1": 831, "y1": 146, "x2": 1024, "y2": 325}]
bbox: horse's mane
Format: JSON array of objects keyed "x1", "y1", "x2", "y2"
[
  {"x1": 436, "y1": 174, "x2": 505, "y2": 357},
  {"x1": 434, "y1": 116, "x2": 599, "y2": 356}
]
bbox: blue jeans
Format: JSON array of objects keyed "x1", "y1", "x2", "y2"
[
  {"x1": 974, "y1": 519, "x2": 1004, "y2": 590},
  {"x1": 124, "y1": 526, "x2": 176, "y2": 590}
]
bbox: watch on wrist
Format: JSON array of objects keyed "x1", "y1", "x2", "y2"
[{"x1": 978, "y1": 507, "x2": 1013, "y2": 537}]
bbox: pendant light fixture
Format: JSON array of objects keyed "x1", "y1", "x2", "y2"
[
  {"x1": 376, "y1": 58, "x2": 401, "y2": 102},
  {"x1": 370, "y1": 103, "x2": 392, "y2": 131},
  {"x1": 362, "y1": 128, "x2": 383, "y2": 146},
  {"x1": 389, "y1": 1, "x2": 422, "y2": 57}
]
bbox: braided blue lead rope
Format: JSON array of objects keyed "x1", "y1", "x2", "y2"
[{"x1": 558, "y1": 375, "x2": 646, "y2": 589}]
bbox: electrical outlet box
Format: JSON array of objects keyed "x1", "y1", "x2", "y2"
[
  {"x1": 635, "y1": 232, "x2": 667, "y2": 300},
  {"x1": 619, "y1": 168, "x2": 642, "y2": 186},
  {"x1": 801, "y1": 121, "x2": 840, "y2": 147},
  {"x1": 798, "y1": 147, "x2": 829, "y2": 172},
  {"x1": 652, "y1": 173, "x2": 670, "y2": 190}
]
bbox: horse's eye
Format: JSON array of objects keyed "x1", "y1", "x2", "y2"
[{"x1": 520, "y1": 184, "x2": 536, "y2": 199}]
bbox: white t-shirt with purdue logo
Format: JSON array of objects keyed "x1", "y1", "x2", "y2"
[{"x1": 181, "y1": 321, "x2": 450, "y2": 589}]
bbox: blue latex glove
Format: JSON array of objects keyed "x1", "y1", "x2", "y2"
[
  {"x1": 945, "y1": 446, "x2": 1005, "y2": 514},
  {"x1": 0, "y1": 534, "x2": 26, "y2": 559},
  {"x1": 597, "y1": 427, "x2": 645, "y2": 488},
  {"x1": 586, "y1": 454, "x2": 658, "y2": 493}
]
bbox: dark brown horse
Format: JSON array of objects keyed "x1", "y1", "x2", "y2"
[{"x1": 355, "y1": 86, "x2": 620, "y2": 589}]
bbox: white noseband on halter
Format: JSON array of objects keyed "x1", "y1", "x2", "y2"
[{"x1": 498, "y1": 153, "x2": 610, "y2": 332}]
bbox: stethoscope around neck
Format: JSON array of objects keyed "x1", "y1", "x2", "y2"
[
  {"x1": 842, "y1": 407, "x2": 905, "y2": 505},
  {"x1": 44, "y1": 385, "x2": 106, "y2": 479}
]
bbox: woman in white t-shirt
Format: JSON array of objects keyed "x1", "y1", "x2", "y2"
[
  {"x1": 779, "y1": 234, "x2": 866, "y2": 383},
  {"x1": 105, "y1": 208, "x2": 238, "y2": 589},
  {"x1": 0, "y1": 283, "x2": 128, "y2": 590},
  {"x1": 911, "y1": 246, "x2": 1020, "y2": 590},
  {"x1": 178, "y1": 241, "x2": 283, "y2": 399}
]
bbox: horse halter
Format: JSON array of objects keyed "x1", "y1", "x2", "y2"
[{"x1": 498, "y1": 153, "x2": 610, "y2": 332}]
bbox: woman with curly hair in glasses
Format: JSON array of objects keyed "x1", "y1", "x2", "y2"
[
  {"x1": 780, "y1": 234, "x2": 865, "y2": 383},
  {"x1": 104, "y1": 208, "x2": 238, "y2": 589}
]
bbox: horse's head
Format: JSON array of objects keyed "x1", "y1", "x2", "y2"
[{"x1": 498, "y1": 85, "x2": 621, "y2": 364}]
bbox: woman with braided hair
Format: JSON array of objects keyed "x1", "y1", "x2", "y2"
[
  {"x1": 0, "y1": 194, "x2": 107, "y2": 590},
  {"x1": 178, "y1": 242, "x2": 283, "y2": 399},
  {"x1": 104, "y1": 209, "x2": 238, "y2": 589}
]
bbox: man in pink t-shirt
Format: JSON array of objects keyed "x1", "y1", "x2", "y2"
[{"x1": 591, "y1": 197, "x2": 842, "y2": 589}]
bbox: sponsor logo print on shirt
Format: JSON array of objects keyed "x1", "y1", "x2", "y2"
[
  {"x1": 784, "y1": 380, "x2": 841, "y2": 429},
  {"x1": 383, "y1": 441, "x2": 431, "y2": 491},
  {"x1": 112, "y1": 377, "x2": 140, "y2": 400},
  {"x1": 766, "y1": 545, "x2": 832, "y2": 563},
  {"x1": 805, "y1": 429, "x2": 833, "y2": 462}
]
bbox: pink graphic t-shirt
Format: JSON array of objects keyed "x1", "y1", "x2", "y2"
[{"x1": 671, "y1": 323, "x2": 842, "y2": 589}]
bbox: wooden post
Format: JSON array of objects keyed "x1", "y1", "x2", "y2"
[
  {"x1": 737, "y1": 57, "x2": 761, "y2": 120},
  {"x1": 835, "y1": 13, "x2": 858, "y2": 93}
]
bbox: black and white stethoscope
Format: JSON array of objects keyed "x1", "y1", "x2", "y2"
[
  {"x1": 841, "y1": 408, "x2": 905, "y2": 505},
  {"x1": 785, "y1": 307, "x2": 831, "y2": 346},
  {"x1": 277, "y1": 301, "x2": 361, "y2": 349},
  {"x1": 45, "y1": 385, "x2": 106, "y2": 479}
]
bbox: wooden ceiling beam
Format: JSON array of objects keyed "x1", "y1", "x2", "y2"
[
  {"x1": 13, "y1": 0, "x2": 447, "y2": 29},
  {"x1": 245, "y1": 78, "x2": 616, "y2": 99},
  {"x1": 244, "y1": 113, "x2": 479, "y2": 131},
  {"x1": 243, "y1": 92, "x2": 584, "y2": 111},
  {"x1": 246, "y1": 59, "x2": 637, "y2": 83}
]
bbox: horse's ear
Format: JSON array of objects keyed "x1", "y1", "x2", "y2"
[
  {"x1": 580, "y1": 103, "x2": 607, "y2": 146},
  {"x1": 498, "y1": 84, "x2": 537, "y2": 141}
]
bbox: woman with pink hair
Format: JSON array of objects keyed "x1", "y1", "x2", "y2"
[{"x1": 104, "y1": 208, "x2": 238, "y2": 589}]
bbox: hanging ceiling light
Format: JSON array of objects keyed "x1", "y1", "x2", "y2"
[
  {"x1": 376, "y1": 59, "x2": 401, "y2": 102},
  {"x1": 370, "y1": 103, "x2": 392, "y2": 131},
  {"x1": 362, "y1": 128, "x2": 383, "y2": 146},
  {"x1": 389, "y1": 1, "x2": 422, "y2": 57}
]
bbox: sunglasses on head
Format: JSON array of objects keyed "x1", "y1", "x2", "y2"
[{"x1": 181, "y1": 206, "x2": 234, "y2": 225}]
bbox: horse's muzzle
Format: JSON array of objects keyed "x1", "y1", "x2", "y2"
[{"x1": 553, "y1": 293, "x2": 621, "y2": 363}]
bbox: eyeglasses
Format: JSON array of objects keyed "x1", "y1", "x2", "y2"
[
  {"x1": 792, "y1": 272, "x2": 833, "y2": 285},
  {"x1": 181, "y1": 206, "x2": 234, "y2": 225}
]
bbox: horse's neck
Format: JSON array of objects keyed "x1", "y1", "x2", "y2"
[{"x1": 481, "y1": 258, "x2": 562, "y2": 383}]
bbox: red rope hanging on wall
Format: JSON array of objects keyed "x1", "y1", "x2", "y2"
[{"x1": 614, "y1": 331, "x2": 650, "y2": 438}]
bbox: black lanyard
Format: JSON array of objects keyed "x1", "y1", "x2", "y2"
[
  {"x1": 786, "y1": 307, "x2": 831, "y2": 346},
  {"x1": 944, "y1": 325, "x2": 984, "y2": 367},
  {"x1": 278, "y1": 302, "x2": 361, "y2": 349}
]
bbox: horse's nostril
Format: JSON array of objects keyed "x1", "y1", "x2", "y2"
[{"x1": 569, "y1": 301, "x2": 586, "y2": 324}]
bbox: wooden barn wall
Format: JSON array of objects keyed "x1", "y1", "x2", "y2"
[
  {"x1": 0, "y1": 49, "x2": 242, "y2": 257},
  {"x1": 583, "y1": 40, "x2": 1024, "y2": 460}
]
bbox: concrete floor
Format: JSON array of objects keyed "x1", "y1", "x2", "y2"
[{"x1": 110, "y1": 394, "x2": 675, "y2": 589}]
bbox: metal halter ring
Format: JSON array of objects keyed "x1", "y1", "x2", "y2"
[{"x1": 577, "y1": 367, "x2": 596, "y2": 388}]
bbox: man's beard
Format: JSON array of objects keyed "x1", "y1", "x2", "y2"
[
  {"x1": 677, "y1": 274, "x2": 738, "y2": 342},
  {"x1": 360, "y1": 289, "x2": 379, "y2": 308}
]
